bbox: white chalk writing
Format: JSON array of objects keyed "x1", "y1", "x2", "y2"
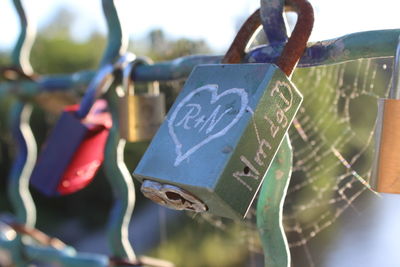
[{"x1": 169, "y1": 84, "x2": 249, "y2": 166}]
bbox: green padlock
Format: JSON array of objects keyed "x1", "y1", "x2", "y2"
[{"x1": 133, "y1": 5, "x2": 313, "y2": 219}]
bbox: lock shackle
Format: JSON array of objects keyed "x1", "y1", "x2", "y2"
[
  {"x1": 76, "y1": 53, "x2": 136, "y2": 119},
  {"x1": 389, "y1": 35, "x2": 400, "y2": 99},
  {"x1": 122, "y1": 57, "x2": 160, "y2": 97},
  {"x1": 222, "y1": 0, "x2": 314, "y2": 77},
  {"x1": 76, "y1": 64, "x2": 114, "y2": 119}
]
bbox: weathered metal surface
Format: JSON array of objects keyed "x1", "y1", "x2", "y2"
[
  {"x1": 274, "y1": 0, "x2": 314, "y2": 76},
  {"x1": 257, "y1": 134, "x2": 292, "y2": 267},
  {"x1": 222, "y1": 9, "x2": 264, "y2": 64},
  {"x1": 134, "y1": 63, "x2": 302, "y2": 218}
]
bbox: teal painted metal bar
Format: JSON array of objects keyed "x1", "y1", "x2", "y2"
[
  {"x1": 257, "y1": 134, "x2": 293, "y2": 267},
  {"x1": 7, "y1": 0, "x2": 37, "y2": 228},
  {"x1": 7, "y1": 103, "x2": 37, "y2": 228},
  {"x1": 100, "y1": 0, "x2": 127, "y2": 66},
  {"x1": 3, "y1": 0, "x2": 138, "y2": 265},
  {"x1": 0, "y1": 226, "x2": 110, "y2": 267},
  {"x1": 99, "y1": 0, "x2": 137, "y2": 263},
  {"x1": 0, "y1": 29, "x2": 399, "y2": 99},
  {"x1": 104, "y1": 86, "x2": 137, "y2": 261},
  {"x1": 5, "y1": 1, "x2": 38, "y2": 266},
  {"x1": 8, "y1": 0, "x2": 37, "y2": 238},
  {"x1": 247, "y1": 29, "x2": 400, "y2": 67},
  {"x1": 24, "y1": 245, "x2": 110, "y2": 267},
  {"x1": 10, "y1": 0, "x2": 34, "y2": 75}
]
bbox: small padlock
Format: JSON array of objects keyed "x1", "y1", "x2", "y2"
[
  {"x1": 119, "y1": 57, "x2": 165, "y2": 142},
  {"x1": 371, "y1": 36, "x2": 400, "y2": 194},
  {"x1": 133, "y1": 2, "x2": 314, "y2": 219},
  {"x1": 30, "y1": 64, "x2": 114, "y2": 196}
]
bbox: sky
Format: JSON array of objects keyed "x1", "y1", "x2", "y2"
[{"x1": 0, "y1": 0, "x2": 399, "y2": 53}]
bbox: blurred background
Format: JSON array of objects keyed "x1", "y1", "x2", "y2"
[{"x1": 0, "y1": 1, "x2": 400, "y2": 266}]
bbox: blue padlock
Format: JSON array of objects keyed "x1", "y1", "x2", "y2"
[{"x1": 30, "y1": 64, "x2": 115, "y2": 196}]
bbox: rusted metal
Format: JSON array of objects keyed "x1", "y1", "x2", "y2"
[
  {"x1": 7, "y1": 222, "x2": 66, "y2": 250},
  {"x1": 276, "y1": 0, "x2": 314, "y2": 77},
  {"x1": 222, "y1": 0, "x2": 314, "y2": 77},
  {"x1": 221, "y1": 9, "x2": 262, "y2": 64}
]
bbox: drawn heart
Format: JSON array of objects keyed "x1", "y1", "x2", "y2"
[{"x1": 168, "y1": 84, "x2": 248, "y2": 166}]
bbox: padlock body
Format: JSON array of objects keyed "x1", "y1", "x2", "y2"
[
  {"x1": 56, "y1": 125, "x2": 109, "y2": 195},
  {"x1": 134, "y1": 64, "x2": 302, "y2": 219},
  {"x1": 371, "y1": 99, "x2": 400, "y2": 193},
  {"x1": 31, "y1": 101, "x2": 111, "y2": 196},
  {"x1": 119, "y1": 93, "x2": 165, "y2": 142}
]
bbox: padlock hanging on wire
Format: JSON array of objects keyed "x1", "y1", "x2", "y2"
[
  {"x1": 118, "y1": 57, "x2": 166, "y2": 142},
  {"x1": 30, "y1": 64, "x2": 114, "y2": 196},
  {"x1": 371, "y1": 36, "x2": 400, "y2": 194},
  {"x1": 133, "y1": 0, "x2": 314, "y2": 219}
]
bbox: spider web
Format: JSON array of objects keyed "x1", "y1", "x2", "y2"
[
  {"x1": 281, "y1": 57, "x2": 391, "y2": 266},
  {"x1": 187, "y1": 57, "x2": 393, "y2": 267}
]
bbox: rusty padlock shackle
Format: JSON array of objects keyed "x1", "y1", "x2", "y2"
[
  {"x1": 222, "y1": 0, "x2": 314, "y2": 77},
  {"x1": 122, "y1": 56, "x2": 160, "y2": 97}
]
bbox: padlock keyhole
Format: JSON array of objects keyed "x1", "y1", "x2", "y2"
[
  {"x1": 165, "y1": 191, "x2": 182, "y2": 201},
  {"x1": 165, "y1": 191, "x2": 196, "y2": 211},
  {"x1": 243, "y1": 166, "x2": 250, "y2": 174}
]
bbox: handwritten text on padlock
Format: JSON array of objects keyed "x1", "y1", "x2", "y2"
[
  {"x1": 232, "y1": 81, "x2": 294, "y2": 192},
  {"x1": 168, "y1": 84, "x2": 248, "y2": 166}
]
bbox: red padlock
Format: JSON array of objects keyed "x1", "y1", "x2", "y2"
[
  {"x1": 56, "y1": 100, "x2": 112, "y2": 195},
  {"x1": 30, "y1": 64, "x2": 114, "y2": 196}
]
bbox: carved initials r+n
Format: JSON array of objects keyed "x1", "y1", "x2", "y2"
[{"x1": 175, "y1": 104, "x2": 232, "y2": 134}]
